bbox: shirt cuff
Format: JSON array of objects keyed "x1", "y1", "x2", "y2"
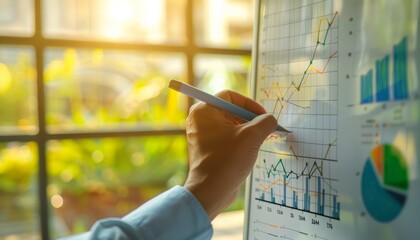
[{"x1": 123, "y1": 185, "x2": 213, "y2": 240}]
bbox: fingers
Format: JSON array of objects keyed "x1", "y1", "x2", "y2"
[
  {"x1": 188, "y1": 101, "x2": 226, "y2": 121},
  {"x1": 187, "y1": 101, "x2": 232, "y2": 130},
  {"x1": 187, "y1": 95, "x2": 241, "y2": 125},
  {"x1": 189, "y1": 102, "x2": 200, "y2": 114},
  {"x1": 188, "y1": 89, "x2": 270, "y2": 126},
  {"x1": 242, "y1": 113, "x2": 278, "y2": 143},
  {"x1": 215, "y1": 90, "x2": 267, "y2": 115}
]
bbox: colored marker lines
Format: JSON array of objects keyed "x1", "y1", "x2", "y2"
[
  {"x1": 257, "y1": 137, "x2": 339, "y2": 219},
  {"x1": 261, "y1": 11, "x2": 339, "y2": 120}
]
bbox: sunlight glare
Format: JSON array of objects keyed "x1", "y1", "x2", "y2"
[{"x1": 103, "y1": 0, "x2": 134, "y2": 39}]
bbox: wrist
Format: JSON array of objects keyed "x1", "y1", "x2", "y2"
[{"x1": 184, "y1": 179, "x2": 226, "y2": 221}]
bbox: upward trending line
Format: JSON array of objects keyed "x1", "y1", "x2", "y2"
[
  {"x1": 291, "y1": 11, "x2": 339, "y2": 92},
  {"x1": 263, "y1": 11, "x2": 339, "y2": 120}
]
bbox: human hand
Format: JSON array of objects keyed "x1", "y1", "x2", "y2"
[{"x1": 184, "y1": 90, "x2": 277, "y2": 220}]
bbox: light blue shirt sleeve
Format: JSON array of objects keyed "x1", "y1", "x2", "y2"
[{"x1": 62, "y1": 186, "x2": 213, "y2": 240}]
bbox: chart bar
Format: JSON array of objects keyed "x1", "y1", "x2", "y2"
[
  {"x1": 322, "y1": 188, "x2": 326, "y2": 215},
  {"x1": 337, "y1": 202, "x2": 341, "y2": 218},
  {"x1": 393, "y1": 37, "x2": 409, "y2": 100},
  {"x1": 304, "y1": 177, "x2": 310, "y2": 211},
  {"x1": 292, "y1": 191, "x2": 298, "y2": 208},
  {"x1": 376, "y1": 55, "x2": 390, "y2": 102},
  {"x1": 361, "y1": 69, "x2": 374, "y2": 104},
  {"x1": 282, "y1": 175, "x2": 287, "y2": 205},
  {"x1": 271, "y1": 188, "x2": 275, "y2": 203},
  {"x1": 317, "y1": 176, "x2": 325, "y2": 214},
  {"x1": 332, "y1": 195, "x2": 340, "y2": 218}
]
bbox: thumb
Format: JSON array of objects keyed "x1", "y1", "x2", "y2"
[{"x1": 242, "y1": 113, "x2": 278, "y2": 143}]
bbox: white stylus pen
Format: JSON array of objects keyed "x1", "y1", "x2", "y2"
[{"x1": 168, "y1": 79, "x2": 291, "y2": 133}]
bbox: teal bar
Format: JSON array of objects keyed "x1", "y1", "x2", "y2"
[
  {"x1": 393, "y1": 37, "x2": 409, "y2": 100},
  {"x1": 376, "y1": 55, "x2": 390, "y2": 101},
  {"x1": 361, "y1": 70, "x2": 374, "y2": 104}
]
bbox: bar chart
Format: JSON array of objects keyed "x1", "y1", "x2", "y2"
[
  {"x1": 360, "y1": 37, "x2": 409, "y2": 104},
  {"x1": 256, "y1": 158, "x2": 340, "y2": 220}
]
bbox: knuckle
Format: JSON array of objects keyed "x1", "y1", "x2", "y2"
[
  {"x1": 188, "y1": 102, "x2": 201, "y2": 114},
  {"x1": 187, "y1": 102, "x2": 206, "y2": 122}
]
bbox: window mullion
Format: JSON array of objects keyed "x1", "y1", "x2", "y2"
[{"x1": 34, "y1": 0, "x2": 49, "y2": 239}]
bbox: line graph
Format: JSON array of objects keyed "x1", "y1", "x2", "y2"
[
  {"x1": 263, "y1": 138, "x2": 336, "y2": 180},
  {"x1": 252, "y1": 0, "x2": 340, "y2": 225},
  {"x1": 261, "y1": 11, "x2": 339, "y2": 120},
  {"x1": 255, "y1": 138, "x2": 339, "y2": 219}
]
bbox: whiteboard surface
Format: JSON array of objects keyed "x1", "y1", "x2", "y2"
[{"x1": 245, "y1": 0, "x2": 420, "y2": 239}]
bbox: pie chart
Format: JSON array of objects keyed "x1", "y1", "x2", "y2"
[{"x1": 361, "y1": 144, "x2": 409, "y2": 222}]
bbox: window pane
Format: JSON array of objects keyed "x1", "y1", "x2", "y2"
[
  {"x1": 194, "y1": 0, "x2": 255, "y2": 49},
  {"x1": 44, "y1": 48, "x2": 187, "y2": 132},
  {"x1": 0, "y1": 142, "x2": 40, "y2": 239},
  {"x1": 194, "y1": 54, "x2": 251, "y2": 96},
  {"x1": 47, "y1": 136, "x2": 187, "y2": 238},
  {"x1": 0, "y1": 46, "x2": 38, "y2": 135},
  {"x1": 0, "y1": 0, "x2": 34, "y2": 36},
  {"x1": 42, "y1": 0, "x2": 186, "y2": 44}
]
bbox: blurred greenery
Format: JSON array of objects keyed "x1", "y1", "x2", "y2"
[
  {"x1": 195, "y1": 54, "x2": 251, "y2": 96},
  {"x1": 0, "y1": 49, "x2": 37, "y2": 133},
  {"x1": 44, "y1": 48, "x2": 187, "y2": 130},
  {"x1": 47, "y1": 136, "x2": 187, "y2": 195},
  {"x1": 0, "y1": 49, "x2": 37, "y2": 192},
  {"x1": 47, "y1": 136, "x2": 188, "y2": 236},
  {"x1": 0, "y1": 142, "x2": 39, "y2": 240},
  {"x1": 1, "y1": 48, "x2": 251, "y2": 237},
  {"x1": 0, "y1": 142, "x2": 37, "y2": 193},
  {"x1": 42, "y1": 49, "x2": 190, "y2": 235}
]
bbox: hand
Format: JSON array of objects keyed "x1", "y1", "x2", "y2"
[{"x1": 184, "y1": 90, "x2": 277, "y2": 220}]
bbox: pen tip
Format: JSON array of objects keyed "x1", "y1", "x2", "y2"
[{"x1": 276, "y1": 125, "x2": 291, "y2": 133}]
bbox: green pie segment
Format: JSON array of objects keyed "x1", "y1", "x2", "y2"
[
  {"x1": 370, "y1": 144, "x2": 409, "y2": 191},
  {"x1": 383, "y1": 145, "x2": 409, "y2": 190}
]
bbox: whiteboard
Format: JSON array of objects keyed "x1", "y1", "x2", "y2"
[{"x1": 244, "y1": 0, "x2": 420, "y2": 239}]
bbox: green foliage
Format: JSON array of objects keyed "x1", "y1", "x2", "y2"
[
  {"x1": 47, "y1": 136, "x2": 187, "y2": 194},
  {"x1": 0, "y1": 48, "x2": 251, "y2": 214},
  {"x1": 0, "y1": 51, "x2": 37, "y2": 131},
  {"x1": 42, "y1": 49, "x2": 189, "y2": 194},
  {"x1": 44, "y1": 49, "x2": 187, "y2": 130},
  {"x1": 1, "y1": 48, "x2": 188, "y2": 194},
  {"x1": 0, "y1": 142, "x2": 37, "y2": 193}
]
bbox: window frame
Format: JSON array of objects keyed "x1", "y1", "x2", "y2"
[{"x1": 0, "y1": 0, "x2": 251, "y2": 239}]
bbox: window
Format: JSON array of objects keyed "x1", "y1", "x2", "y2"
[{"x1": 0, "y1": 0, "x2": 254, "y2": 239}]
